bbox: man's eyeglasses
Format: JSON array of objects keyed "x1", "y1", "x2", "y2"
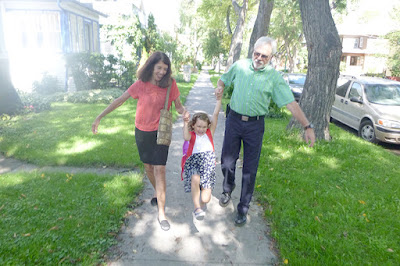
[{"x1": 253, "y1": 52, "x2": 271, "y2": 60}]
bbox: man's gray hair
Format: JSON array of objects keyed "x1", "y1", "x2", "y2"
[{"x1": 254, "y1": 37, "x2": 277, "y2": 54}]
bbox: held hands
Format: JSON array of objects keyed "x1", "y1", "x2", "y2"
[
  {"x1": 215, "y1": 87, "x2": 223, "y2": 100},
  {"x1": 182, "y1": 110, "x2": 190, "y2": 123}
]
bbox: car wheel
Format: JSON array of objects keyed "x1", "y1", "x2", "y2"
[{"x1": 359, "y1": 120, "x2": 378, "y2": 143}]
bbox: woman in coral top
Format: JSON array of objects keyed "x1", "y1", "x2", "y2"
[{"x1": 92, "y1": 52, "x2": 188, "y2": 231}]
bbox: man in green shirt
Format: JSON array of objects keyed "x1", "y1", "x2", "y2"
[{"x1": 216, "y1": 36, "x2": 315, "y2": 226}]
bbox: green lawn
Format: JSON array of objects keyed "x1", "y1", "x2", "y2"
[
  {"x1": 0, "y1": 171, "x2": 142, "y2": 265},
  {"x1": 256, "y1": 118, "x2": 400, "y2": 265}
]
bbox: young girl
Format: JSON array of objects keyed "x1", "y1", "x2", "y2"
[{"x1": 182, "y1": 95, "x2": 221, "y2": 220}]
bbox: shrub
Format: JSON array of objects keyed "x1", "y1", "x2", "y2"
[
  {"x1": 32, "y1": 73, "x2": 62, "y2": 95},
  {"x1": 196, "y1": 61, "x2": 203, "y2": 71},
  {"x1": 173, "y1": 73, "x2": 185, "y2": 83},
  {"x1": 19, "y1": 93, "x2": 52, "y2": 113},
  {"x1": 47, "y1": 89, "x2": 124, "y2": 104},
  {"x1": 65, "y1": 53, "x2": 116, "y2": 91}
]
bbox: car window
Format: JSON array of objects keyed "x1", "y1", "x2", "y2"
[
  {"x1": 348, "y1": 82, "x2": 362, "y2": 99},
  {"x1": 336, "y1": 78, "x2": 351, "y2": 97},
  {"x1": 289, "y1": 75, "x2": 306, "y2": 85},
  {"x1": 365, "y1": 84, "x2": 400, "y2": 105}
]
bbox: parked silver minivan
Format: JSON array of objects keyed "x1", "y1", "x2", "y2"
[{"x1": 330, "y1": 76, "x2": 400, "y2": 144}]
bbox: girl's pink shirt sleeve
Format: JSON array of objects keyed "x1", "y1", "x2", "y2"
[{"x1": 127, "y1": 79, "x2": 180, "y2": 131}]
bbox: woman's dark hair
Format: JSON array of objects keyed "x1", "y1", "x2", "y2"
[
  {"x1": 137, "y1": 51, "x2": 172, "y2": 88},
  {"x1": 188, "y1": 112, "x2": 211, "y2": 131}
]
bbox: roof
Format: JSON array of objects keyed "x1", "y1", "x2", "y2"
[{"x1": 60, "y1": 0, "x2": 107, "y2": 17}]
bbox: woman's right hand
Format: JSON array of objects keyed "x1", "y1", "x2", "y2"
[{"x1": 92, "y1": 118, "x2": 100, "y2": 134}]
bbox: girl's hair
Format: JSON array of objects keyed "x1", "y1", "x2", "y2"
[
  {"x1": 137, "y1": 51, "x2": 172, "y2": 88},
  {"x1": 188, "y1": 112, "x2": 211, "y2": 131}
]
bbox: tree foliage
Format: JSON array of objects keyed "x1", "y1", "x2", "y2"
[
  {"x1": 386, "y1": 6, "x2": 400, "y2": 77},
  {"x1": 269, "y1": 0, "x2": 304, "y2": 72},
  {"x1": 143, "y1": 14, "x2": 160, "y2": 55},
  {"x1": 102, "y1": 14, "x2": 143, "y2": 63}
]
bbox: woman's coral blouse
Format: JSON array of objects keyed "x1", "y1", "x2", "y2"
[{"x1": 127, "y1": 79, "x2": 180, "y2": 131}]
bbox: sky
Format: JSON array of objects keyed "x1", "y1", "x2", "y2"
[
  {"x1": 337, "y1": 0, "x2": 399, "y2": 35},
  {"x1": 141, "y1": 0, "x2": 182, "y2": 34}
]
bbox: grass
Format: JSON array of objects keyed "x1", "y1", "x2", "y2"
[
  {"x1": 0, "y1": 74, "x2": 197, "y2": 167},
  {"x1": 256, "y1": 117, "x2": 400, "y2": 265},
  {"x1": 0, "y1": 171, "x2": 143, "y2": 264}
]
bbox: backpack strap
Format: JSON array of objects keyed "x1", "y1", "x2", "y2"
[
  {"x1": 181, "y1": 132, "x2": 196, "y2": 180},
  {"x1": 206, "y1": 129, "x2": 214, "y2": 151}
]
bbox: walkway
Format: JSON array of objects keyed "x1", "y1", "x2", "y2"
[{"x1": 106, "y1": 69, "x2": 278, "y2": 265}]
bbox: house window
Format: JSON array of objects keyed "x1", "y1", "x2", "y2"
[
  {"x1": 350, "y1": 56, "x2": 360, "y2": 66},
  {"x1": 84, "y1": 23, "x2": 92, "y2": 52},
  {"x1": 341, "y1": 56, "x2": 346, "y2": 62},
  {"x1": 5, "y1": 10, "x2": 61, "y2": 52},
  {"x1": 353, "y1": 37, "x2": 364, "y2": 49},
  {"x1": 354, "y1": 38, "x2": 359, "y2": 49}
]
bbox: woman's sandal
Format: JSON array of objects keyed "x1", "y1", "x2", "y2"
[
  {"x1": 150, "y1": 197, "x2": 157, "y2": 206},
  {"x1": 193, "y1": 208, "x2": 205, "y2": 220},
  {"x1": 157, "y1": 218, "x2": 170, "y2": 231}
]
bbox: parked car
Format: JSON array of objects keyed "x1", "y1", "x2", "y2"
[
  {"x1": 282, "y1": 73, "x2": 306, "y2": 101},
  {"x1": 330, "y1": 75, "x2": 400, "y2": 144}
]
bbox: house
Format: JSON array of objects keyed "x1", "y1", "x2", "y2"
[
  {"x1": 339, "y1": 34, "x2": 389, "y2": 75},
  {"x1": 335, "y1": 0, "x2": 397, "y2": 76},
  {"x1": 0, "y1": 0, "x2": 105, "y2": 92}
]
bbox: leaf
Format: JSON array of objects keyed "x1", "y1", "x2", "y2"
[
  {"x1": 283, "y1": 259, "x2": 289, "y2": 264},
  {"x1": 358, "y1": 200, "x2": 366, "y2": 205},
  {"x1": 49, "y1": 226, "x2": 59, "y2": 231},
  {"x1": 315, "y1": 216, "x2": 321, "y2": 222}
]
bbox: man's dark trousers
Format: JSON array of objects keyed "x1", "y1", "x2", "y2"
[{"x1": 221, "y1": 112, "x2": 265, "y2": 215}]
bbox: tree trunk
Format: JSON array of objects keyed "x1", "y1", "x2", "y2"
[
  {"x1": 247, "y1": 0, "x2": 274, "y2": 58},
  {"x1": 0, "y1": 58, "x2": 22, "y2": 115},
  {"x1": 0, "y1": 11, "x2": 22, "y2": 115},
  {"x1": 225, "y1": 0, "x2": 247, "y2": 71},
  {"x1": 287, "y1": 0, "x2": 342, "y2": 141}
]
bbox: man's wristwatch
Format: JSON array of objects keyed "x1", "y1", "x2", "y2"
[{"x1": 304, "y1": 123, "x2": 314, "y2": 130}]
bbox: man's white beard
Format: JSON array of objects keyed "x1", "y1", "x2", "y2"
[{"x1": 253, "y1": 59, "x2": 266, "y2": 70}]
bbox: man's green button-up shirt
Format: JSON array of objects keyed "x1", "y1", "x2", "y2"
[{"x1": 220, "y1": 59, "x2": 295, "y2": 116}]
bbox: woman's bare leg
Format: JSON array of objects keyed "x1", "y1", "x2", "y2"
[
  {"x1": 144, "y1": 163, "x2": 157, "y2": 198},
  {"x1": 154, "y1": 165, "x2": 167, "y2": 220}
]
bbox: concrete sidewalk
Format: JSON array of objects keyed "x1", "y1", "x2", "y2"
[{"x1": 106, "y1": 69, "x2": 278, "y2": 265}]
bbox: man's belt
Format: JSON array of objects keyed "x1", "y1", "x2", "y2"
[{"x1": 230, "y1": 109, "x2": 265, "y2": 121}]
